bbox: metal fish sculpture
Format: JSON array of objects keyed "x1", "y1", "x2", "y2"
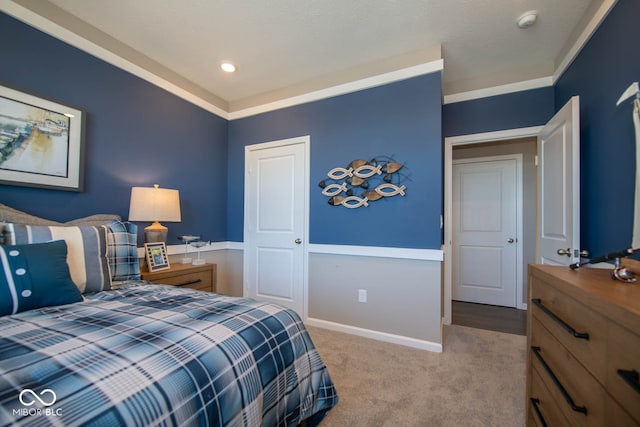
[
  {"x1": 341, "y1": 196, "x2": 369, "y2": 208},
  {"x1": 347, "y1": 176, "x2": 366, "y2": 187},
  {"x1": 362, "y1": 191, "x2": 383, "y2": 202},
  {"x1": 349, "y1": 159, "x2": 367, "y2": 169},
  {"x1": 375, "y1": 183, "x2": 406, "y2": 197},
  {"x1": 328, "y1": 196, "x2": 344, "y2": 206},
  {"x1": 328, "y1": 167, "x2": 353, "y2": 180},
  {"x1": 328, "y1": 195, "x2": 369, "y2": 208},
  {"x1": 322, "y1": 155, "x2": 407, "y2": 208},
  {"x1": 353, "y1": 163, "x2": 383, "y2": 178},
  {"x1": 382, "y1": 162, "x2": 403, "y2": 174},
  {"x1": 321, "y1": 182, "x2": 347, "y2": 197}
]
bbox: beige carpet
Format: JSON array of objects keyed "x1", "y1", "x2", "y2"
[{"x1": 307, "y1": 324, "x2": 527, "y2": 427}]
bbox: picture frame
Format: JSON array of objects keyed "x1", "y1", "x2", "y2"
[
  {"x1": 0, "y1": 83, "x2": 85, "y2": 191},
  {"x1": 145, "y1": 242, "x2": 170, "y2": 272}
]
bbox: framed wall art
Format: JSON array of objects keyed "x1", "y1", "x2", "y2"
[
  {"x1": 0, "y1": 83, "x2": 85, "y2": 191},
  {"x1": 145, "y1": 242, "x2": 170, "y2": 272}
]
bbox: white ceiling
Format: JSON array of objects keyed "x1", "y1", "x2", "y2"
[{"x1": 5, "y1": 0, "x2": 608, "y2": 115}]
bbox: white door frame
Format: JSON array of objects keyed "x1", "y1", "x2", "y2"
[
  {"x1": 443, "y1": 126, "x2": 542, "y2": 325},
  {"x1": 452, "y1": 154, "x2": 523, "y2": 308},
  {"x1": 243, "y1": 135, "x2": 311, "y2": 320}
]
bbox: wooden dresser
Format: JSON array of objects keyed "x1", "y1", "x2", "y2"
[
  {"x1": 141, "y1": 263, "x2": 216, "y2": 293},
  {"x1": 527, "y1": 264, "x2": 640, "y2": 426}
]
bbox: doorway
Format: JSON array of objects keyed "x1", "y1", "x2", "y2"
[
  {"x1": 452, "y1": 154, "x2": 521, "y2": 308},
  {"x1": 443, "y1": 131, "x2": 540, "y2": 325},
  {"x1": 243, "y1": 136, "x2": 310, "y2": 318}
]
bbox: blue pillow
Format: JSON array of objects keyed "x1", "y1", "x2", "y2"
[
  {"x1": 0, "y1": 240, "x2": 83, "y2": 316},
  {"x1": 106, "y1": 220, "x2": 141, "y2": 281},
  {"x1": 4, "y1": 223, "x2": 111, "y2": 294}
]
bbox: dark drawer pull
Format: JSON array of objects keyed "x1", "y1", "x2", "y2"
[
  {"x1": 531, "y1": 346, "x2": 588, "y2": 415},
  {"x1": 531, "y1": 298, "x2": 589, "y2": 340},
  {"x1": 177, "y1": 278, "x2": 203, "y2": 287},
  {"x1": 530, "y1": 398, "x2": 548, "y2": 427},
  {"x1": 617, "y1": 369, "x2": 640, "y2": 394}
]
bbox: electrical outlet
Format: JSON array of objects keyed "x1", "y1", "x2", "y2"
[{"x1": 358, "y1": 289, "x2": 367, "y2": 303}]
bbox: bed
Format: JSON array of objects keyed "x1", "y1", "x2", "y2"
[{"x1": 0, "y1": 207, "x2": 338, "y2": 426}]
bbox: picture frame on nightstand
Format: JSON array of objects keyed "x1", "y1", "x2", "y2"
[{"x1": 144, "y1": 242, "x2": 170, "y2": 272}]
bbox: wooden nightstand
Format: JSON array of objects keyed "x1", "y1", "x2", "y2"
[{"x1": 141, "y1": 263, "x2": 216, "y2": 292}]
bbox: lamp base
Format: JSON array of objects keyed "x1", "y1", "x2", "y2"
[
  {"x1": 180, "y1": 257, "x2": 193, "y2": 264},
  {"x1": 192, "y1": 258, "x2": 206, "y2": 266},
  {"x1": 144, "y1": 221, "x2": 168, "y2": 243}
]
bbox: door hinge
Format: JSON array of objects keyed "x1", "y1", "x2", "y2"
[{"x1": 534, "y1": 155, "x2": 539, "y2": 167}]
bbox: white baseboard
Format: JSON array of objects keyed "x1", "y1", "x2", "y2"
[{"x1": 306, "y1": 317, "x2": 443, "y2": 353}]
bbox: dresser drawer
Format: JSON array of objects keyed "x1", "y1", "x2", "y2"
[
  {"x1": 157, "y1": 270, "x2": 212, "y2": 292},
  {"x1": 531, "y1": 316, "x2": 606, "y2": 427},
  {"x1": 607, "y1": 321, "x2": 640, "y2": 424},
  {"x1": 531, "y1": 278, "x2": 607, "y2": 382},
  {"x1": 605, "y1": 395, "x2": 639, "y2": 427},
  {"x1": 528, "y1": 366, "x2": 571, "y2": 427}
]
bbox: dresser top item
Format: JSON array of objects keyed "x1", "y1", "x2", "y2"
[{"x1": 529, "y1": 264, "x2": 640, "y2": 331}]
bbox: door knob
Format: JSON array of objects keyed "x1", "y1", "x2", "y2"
[
  {"x1": 507, "y1": 238, "x2": 515, "y2": 243},
  {"x1": 295, "y1": 238, "x2": 302, "y2": 244},
  {"x1": 557, "y1": 248, "x2": 572, "y2": 257}
]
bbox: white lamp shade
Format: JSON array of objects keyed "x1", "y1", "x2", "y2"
[{"x1": 129, "y1": 186, "x2": 181, "y2": 222}]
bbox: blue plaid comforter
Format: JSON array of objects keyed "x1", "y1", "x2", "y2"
[{"x1": 0, "y1": 283, "x2": 338, "y2": 426}]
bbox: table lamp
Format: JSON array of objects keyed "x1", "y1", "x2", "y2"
[{"x1": 129, "y1": 184, "x2": 181, "y2": 243}]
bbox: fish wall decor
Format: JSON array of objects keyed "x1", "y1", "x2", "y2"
[{"x1": 319, "y1": 156, "x2": 408, "y2": 208}]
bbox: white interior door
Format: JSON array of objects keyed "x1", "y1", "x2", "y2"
[
  {"x1": 453, "y1": 156, "x2": 519, "y2": 307},
  {"x1": 537, "y1": 96, "x2": 580, "y2": 265},
  {"x1": 244, "y1": 137, "x2": 309, "y2": 317}
]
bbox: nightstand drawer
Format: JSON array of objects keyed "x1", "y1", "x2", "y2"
[
  {"x1": 158, "y1": 270, "x2": 212, "y2": 291},
  {"x1": 141, "y1": 263, "x2": 216, "y2": 293}
]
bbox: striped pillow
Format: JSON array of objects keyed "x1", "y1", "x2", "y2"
[
  {"x1": 5, "y1": 223, "x2": 112, "y2": 294},
  {"x1": 106, "y1": 220, "x2": 141, "y2": 281},
  {"x1": 0, "y1": 240, "x2": 83, "y2": 315}
]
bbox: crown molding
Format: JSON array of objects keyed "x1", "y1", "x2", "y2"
[
  {"x1": 552, "y1": 0, "x2": 617, "y2": 84},
  {"x1": 228, "y1": 60, "x2": 444, "y2": 120},
  {"x1": 443, "y1": 77, "x2": 553, "y2": 105}
]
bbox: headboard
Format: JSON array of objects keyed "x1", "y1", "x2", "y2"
[{"x1": 0, "y1": 203, "x2": 121, "y2": 244}]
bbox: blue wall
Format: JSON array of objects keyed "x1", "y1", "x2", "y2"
[
  {"x1": 228, "y1": 73, "x2": 443, "y2": 249},
  {"x1": 443, "y1": 87, "x2": 555, "y2": 137},
  {"x1": 4, "y1": 0, "x2": 636, "y2": 255},
  {"x1": 0, "y1": 13, "x2": 229, "y2": 244},
  {"x1": 555, "y1": 0, "x2": 640, "y2": 256}
]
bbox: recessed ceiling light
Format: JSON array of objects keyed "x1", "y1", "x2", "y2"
[
  {"x1": 220, "y1": 62, "x2": 237, "y2": 73},
  {"x1": 516, "y1": 10, "x2": 538, "y2": 29}
]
